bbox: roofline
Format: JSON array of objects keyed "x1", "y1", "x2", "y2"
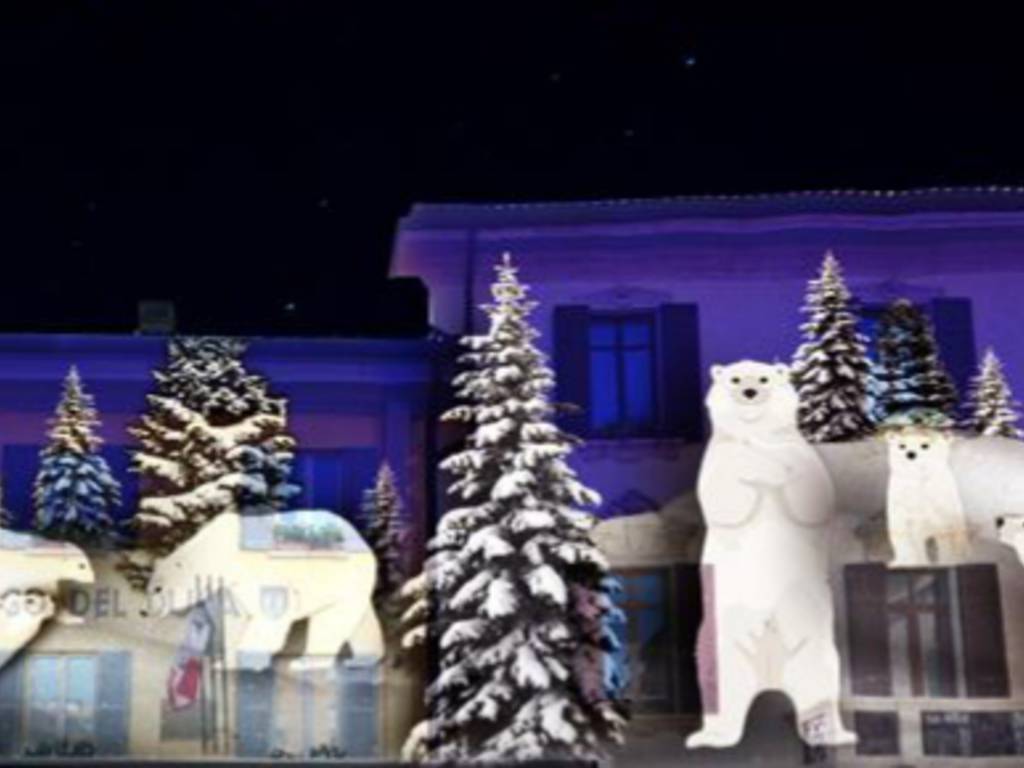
[
  {"x1": 399, "y1": 186, "x2": 1024, "y2": 231},
  {"x1": 0, "y1": 332, "x2": 448, "y2": 360}
]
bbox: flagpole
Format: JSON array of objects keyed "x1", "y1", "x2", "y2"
[
  {"x1": 219, "y1": 574, "x2": 230, "y2": 755},
  {"x1": 197, "y1": 573, "x2": 209, "y2": 755}
]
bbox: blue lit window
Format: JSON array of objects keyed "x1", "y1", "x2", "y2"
[{"x1": 588, "y1": 314, "x2": 656, "y2": 436}]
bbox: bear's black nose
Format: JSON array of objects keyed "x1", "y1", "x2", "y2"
[
  {"x1": 997, "y1": 516, "x2": 1006, "y2": 529},
  {"x1": 742, "y1": 388, "x2": 758, "y2": 400},
  {"x1": 906, "y1": 451, "x2": 917, "y2": 460}
]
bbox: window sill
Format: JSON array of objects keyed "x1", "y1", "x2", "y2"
[{"x1": 577, "y1": 436, "x2": 695, "y2": 462}]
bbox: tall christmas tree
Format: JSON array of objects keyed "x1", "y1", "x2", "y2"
[
  {"x1": 361, "y1": 461, "x2": 406, "y2": 611},
  {"x1": 33, "y1": 367, "x2": 121, "y2": 546},
  {"x1": 964, "y1": 347, "x2": 1022, "y2": 438},
  {"x1": 129, "y1": 337, "x2": 299, "y2": 555},
  {"x1": 402, "y1": 254, "x2": 625, "y2": 761},
  {"x1": 873, "y1": 299, "x2": 959, "y2": 427},
  {"x1": 792, "y1": 251, "x2": 874, "y2": 442}
]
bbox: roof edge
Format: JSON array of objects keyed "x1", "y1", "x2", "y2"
[{"x1": 400, "y1": 186, "x2": 1024, "y2": 231}]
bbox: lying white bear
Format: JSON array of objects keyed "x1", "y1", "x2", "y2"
[
  {"x1": 0, "y1": 530, "x2": 94, "y2": 668},
  {"x1": 145, "y1": 510, "x2": 380, "y2": 671}
]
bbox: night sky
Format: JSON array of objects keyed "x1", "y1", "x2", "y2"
[{"x1": 2, "y1": 7, "x2": 1022, "y2": 335}]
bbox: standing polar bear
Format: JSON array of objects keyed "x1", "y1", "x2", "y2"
[
  {"x1": 145, "y1": 510, "x2": 381, "y2": 671},
  {"x1": 885, "y1": 428, "x2": 970, "y2": 566},
  {"x1": 687, "y1": 361, "x2": 855, "y2": 750}
]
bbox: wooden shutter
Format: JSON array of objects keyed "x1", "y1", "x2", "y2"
[
  {"x1": 0, "y1": 654, "x2": 23, "y2": 756},
  {"x1": 674, "y1": 564, "x2": 703, "y2": 714},
  {"x1": 932, "y1": 571, "x2": 958, "y2": 697},
  {"x1": 240, "y1": 515, "x2": 273, "y2": 550},
  {"x1": 236, "y1": 666, "x2": 275, "y2": 757},
  {"x1": 958, "y1": 564, "x2": 1009, "y2": 697},
  {"x1": 854, "y1": 711, "x2": 900, "y2": 756},
  {"x1": 95, "y1": 651, "x2": 131, "y2": 755},
  {"x1": 658, "y1": 304, "x2": 703, "y2": 441},
  {"x1": 553, "y1": 305, "x2": 591, "y2": 436},
  {"x1": 338, "y1": 656, "x2": 379, "y2": 757},
  {"x1": 845, "y1": 564, "x2": 892, "y2": 696},
  {"x1": 340, "y1": 448, "x2": 380, "y2": 518},
  {"x1": 930, "y1": 297, "x2": 977, "y2": 398}
]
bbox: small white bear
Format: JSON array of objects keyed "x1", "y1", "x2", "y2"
[
  {"x1": 688, "y1": 361, "x2": 855, "y2": 750},
  {"x1": 996, "y1": 514, "x2": 1024, "y2": 562},
  {"x1": 885, "y1": 428, "x2": 970, "y2": 567}
]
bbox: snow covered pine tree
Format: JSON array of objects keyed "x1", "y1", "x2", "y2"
[
  {"x1": 33, "y1": 366, "x2": 121, "y2": 546},
  {"x1": 361, "y1": 461, "x2": 406, "y2": 613},
  {"x1": 964, "y1": 347, "x2": 1023, "y2": 438},
  {"x1": 129, "y1": 337, "x2": 299, "y2": 556},
  {"x1": 792, "y1": 251, "x2": 874, "y2": 441},
  {"x1": 874, "y1": 299, "x2": 959, "y2": 427},
  {"x1": 402, "y1": 254, "x2": 626, "y2": 761}
]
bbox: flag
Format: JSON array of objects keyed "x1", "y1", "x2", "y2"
[{"x1": 167, "y1": 603, "x2": 213, "y2": 710}]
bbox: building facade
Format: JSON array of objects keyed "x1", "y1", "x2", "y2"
[
  {"x1": 0, "y1": 334, "x2": 442, "y2": 759},
  {"x1": 394, "y1": 189, "x2": 1024, "y2": 766}
]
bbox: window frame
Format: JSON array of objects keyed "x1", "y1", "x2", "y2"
[
  {"x1": 23, "y1": 654, "x2": 99, "y2": 754},
  {"x1": 586, "y1": 311, "x2": 659, "y2": 438},
  {"x1": 612, "y1": 565, "x2": 701, "y2": 716}
]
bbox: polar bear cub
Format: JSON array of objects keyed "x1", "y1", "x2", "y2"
[
  {"x1": 885, "y1": 428, "x2": 970, "y2": 567},
  {"x1": 688, "y1": 360, "x2": 855, "y2": 750}
]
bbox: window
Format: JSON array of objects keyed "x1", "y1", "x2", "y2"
[
  {"x1": 845, "y1": 564, "x2": 1008, "y2": 699},
  {"x1": 24, "y1": 655, "x2": 98, "y2": 756},
  {"x1": 553, "y1": 304, "x2": 702, "y2": 441},
  {"x1": 854, "y1": 711, "x2": 900, "y2": 756},
  {"x1": 235, "y1": 659, "x2": 378, "y2": 759},
  {"x1": 886, "y1": 570, "x2": 957, "y2": 698},
  {"x1": 588, "y1": 314, "x2": 656, "y2": 436},
  {"x1": 922, "y1": 711, "x2": 1024, "y2": 757},
  {"x1": 291, "y1": 448, "x2": 378, "y2": 517},
  {"x1": 610, "y1": 566, "x2": 702, "y2": 714}
]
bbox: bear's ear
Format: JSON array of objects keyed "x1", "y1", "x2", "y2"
[
  {"x1": 710, "y1": 364, "x2": 724, "y2": 380},
  {"x1": 774, "y1": 363, "x2": 790, "y2": 378}
]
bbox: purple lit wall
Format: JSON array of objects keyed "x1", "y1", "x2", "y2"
[
  {"x1": 393, "y1": 189, "x2": 1024, "y2": 516},
  {"x1": 0, "y1": 335, "x2": 442, "y2": 563}
]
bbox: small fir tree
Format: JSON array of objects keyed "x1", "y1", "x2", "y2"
[
  {"x1": 402, "y1": 254, "x2": 625, "y2": 761},
  {"x1": 33, "y1": 367, "x2": 121, "y2": 546},
  {"x1": 792, "y1": 251, "x2": 875, "y2": 441},
  {"x1": 874, "y1": 299, "x2": 959, "y2": 427},
  {"x1": 129, "y1": 337, "x2": 299, "y2": 556},
  {"x1": 361, "y1": 461, "x2": 406, "y2": 611},
  {"x1": 964, "y1": 348, "x2": 1022, "y2": 438}
]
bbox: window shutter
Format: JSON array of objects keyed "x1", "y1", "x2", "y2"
[
  {"x1": 958, "y1": 564, "x2": 1009, "y2": 697},
  {"x1": 553, "y1": 305, "x2": 591, "y2": 436},
  {"x1": 930, "y1": 297, "x2": 977, "y2": 399},
  {"x1": 340, "y1": 448, "x2": 379, "y2": 519},
  {"x1": 674, "y1": 564, "x2": 703, "y2": 713},
  {"x1": 0, "y1": 445, "x2": 40, "y2": 528},
  {"x1": 845, "y1": 564, "x2": 892, "y2": 696},
  {"x1": 338, "y1": 656, "x2": 379, "y2": 757},
  {"x1": 95, "y1": 651, "x2": 131, "y2": 755},
  {"x1": 933, "y1": 572, "x2": 958, "y2": 697},
  {"x1": 240, "y1": 515, "x2": 274, "y2": 550},
  {"x1": 0, "y1": 655, "x2": 23, "y2": 756},
  {"x1": 236, "y1": 666, "x2": 275, "y2": 757},
  {"x1": 657, "y1": 304, "x2": 703, "y2": 441}
]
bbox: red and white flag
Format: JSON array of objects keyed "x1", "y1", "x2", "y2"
[{"x1": 167, "y1": 604, "x2": 213, "y2": 710}]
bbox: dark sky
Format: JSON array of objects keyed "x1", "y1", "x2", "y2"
[{"x1": 1, "y1": 7, "x2": 1022, "y2": 335}]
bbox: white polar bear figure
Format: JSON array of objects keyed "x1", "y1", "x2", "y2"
[
  {"x1": 687, "y1": 361, "x2": 856, "y2": 750},
  {"x1": 146, "y1": 510, "x2": 380, "y2": 672},
  {"x1": 0, "y1": 530, "x2": 94, "y2": 667},
  {"x1": 885, "y1": 428, "x2": 970, "y2": 567}
]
